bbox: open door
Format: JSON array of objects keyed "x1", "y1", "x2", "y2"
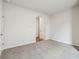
[
  {"x1": 0, "y1": 15, "x2": 1, "y2": 55},
  {"x1": 0, "y1": 0, "x2": 2, "y2": 55},
  {"x1": 36, "y1": 16, "x2": 45, "y2": 42},
  {"x1": 0, "y1": 5, "x2": 2, "y2": 55}
]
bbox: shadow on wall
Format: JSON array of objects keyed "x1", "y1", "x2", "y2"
[{"x1": 72, "y1": 4, "x2": 79, "y2": 47}]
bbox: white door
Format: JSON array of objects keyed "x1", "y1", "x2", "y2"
[
  {"x1": 0, "y1": 15, "x2": 2, "y2": 55},
  {"x1": 0, "y1": 0, "x2": 2, "y2": 55},
  {"x1": 0, "y1": 9, "x2": 2, "y2": 55},
  {"x1": 0, "y1": 17, "x2": 1, "y2": 55}
]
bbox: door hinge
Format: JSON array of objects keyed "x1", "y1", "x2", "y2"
[
  {"x1": 0, "y1": 34, "x2": 3, "y2": 36},
  {"x1": 2, "y1": 16, "x2": 4, "y2": 18},
  {"x1": 2, "y1": 43, "x2": 4, "y2": 45}
]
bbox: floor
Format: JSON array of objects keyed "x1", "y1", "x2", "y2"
[{"x1": 1, "y1": 40, "x2": 79, "y2": 59}]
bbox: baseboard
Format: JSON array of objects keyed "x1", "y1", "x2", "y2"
[{"x1": 50, "y1": 39, "x2": 72, "y2": 45}]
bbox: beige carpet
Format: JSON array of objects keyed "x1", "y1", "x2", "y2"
[{"x1": 1, "y1": 40, "x2": 79, "y2": 59}]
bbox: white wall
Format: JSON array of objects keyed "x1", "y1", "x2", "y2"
[
  {"x1": 72, "y1": 6, "x2": 79, "y2": 46},
  {"x1": 3, "y1": 2, "x2": 50, "y2": 49},
  {"x1": 50, "y1": 7, "x2": 79, "y2": 46},
  {"x1": 50, "y1": 10, "x2": 72, "y2": 44}
]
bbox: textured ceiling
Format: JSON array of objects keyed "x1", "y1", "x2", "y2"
[{"x1": 4, "y1": 0, "x2": 77, "y2": 15}]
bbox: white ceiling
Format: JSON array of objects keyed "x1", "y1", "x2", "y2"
[{"x1": 5, "y1": 0, "x2": 77, "y2": 15}]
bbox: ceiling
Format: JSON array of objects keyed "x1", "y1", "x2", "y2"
[{"x1": 5, "y1": 0, "x2": 77, "y2": 15}]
